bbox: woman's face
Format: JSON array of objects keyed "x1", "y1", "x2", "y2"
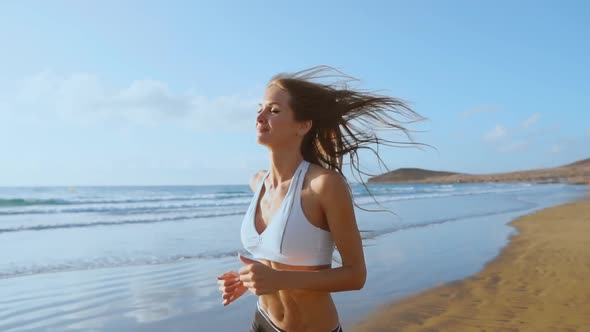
[{"x1": 256, "y1": 84, "x2": 308, "y2": 148}]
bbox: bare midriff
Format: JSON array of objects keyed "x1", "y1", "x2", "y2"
[{"x1": 257, "y1": 259, "x2": 339, "y2": 332}]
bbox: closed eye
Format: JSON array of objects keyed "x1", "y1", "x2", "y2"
[{"x1": 257, "y1": 108, "x2": 280, "y2": 114}]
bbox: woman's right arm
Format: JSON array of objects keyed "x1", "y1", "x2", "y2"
[{"x1": 216, "y1": 170, "x2": 267, "y2": 306}]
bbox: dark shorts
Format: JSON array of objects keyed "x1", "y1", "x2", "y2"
[{"x1": 250, "y1": 301, "x2": 343, "y2": 332}]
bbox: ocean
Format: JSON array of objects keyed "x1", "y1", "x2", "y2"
[{"x1": 0, "y1": 183, "x2": 586, "y2": 331}]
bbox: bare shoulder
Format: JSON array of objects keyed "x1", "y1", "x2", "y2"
[
  {"x1": 306, "y1": 164, "x2": 352, "y2": 198},
  {"x1": 248, "y1": 170, "x2": 267, "y2": 192},
  {"x1": 306, "y1": 164, "x2": 356, "y2": 230}
]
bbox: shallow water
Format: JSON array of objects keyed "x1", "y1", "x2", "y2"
[{"x1": 0, "y1": 183, "x2": 586, "y2": 331}]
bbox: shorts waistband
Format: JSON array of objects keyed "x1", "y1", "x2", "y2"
[{"x1": 256, "y1": 300, "x2": 342, "y2": 332}]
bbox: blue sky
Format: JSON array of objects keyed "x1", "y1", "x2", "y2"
[{"x1": 1, "y1": 1, "x2": 588, "y2": 186}]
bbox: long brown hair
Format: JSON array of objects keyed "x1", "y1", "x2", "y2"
[{"x1": 268, "y1": 66, "x2": 428, "y2": 212}]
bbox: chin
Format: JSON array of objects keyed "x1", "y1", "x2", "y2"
[{"x1": 256, "y1": 136, "x2": 270, "y2": 146}]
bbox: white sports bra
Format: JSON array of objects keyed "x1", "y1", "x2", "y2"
[{"x1": 240, "y1": 160, "x2": 335, "y2": 266}]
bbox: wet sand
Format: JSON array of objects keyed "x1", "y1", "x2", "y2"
[
  {"x1": 352, "y1": 198, "x2": 590, "y2": 331},
  {"x1": 2, "y1": 186, "x2": 587, "y2": 331}
]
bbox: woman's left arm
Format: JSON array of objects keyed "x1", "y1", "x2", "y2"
[{"x1": 239, "y1": 173, "x2": 367, "y2": 294}]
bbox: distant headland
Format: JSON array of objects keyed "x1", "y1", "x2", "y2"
[{"x1": 368, "y1": 158, "x2": 590, "y2": 185}]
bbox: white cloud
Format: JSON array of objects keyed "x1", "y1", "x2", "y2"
[
  {"x1": 5, "y1": 71, "x2": 259, "y2": 131},
  {"x1": 483, "y1": 125, "x2": 508, "y2": 142},
  {"x1": 522, "y1": 113, "x2": 540, "y2": 128}
]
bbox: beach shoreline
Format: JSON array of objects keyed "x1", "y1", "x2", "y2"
[
  {"x1": 351, "y1": 194, "x2": 590, "y2": 331},
  {"x1": 2, "y1": 184, "x2": 587, "y2": 331}
]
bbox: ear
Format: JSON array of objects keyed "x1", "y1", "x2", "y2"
[{"x1": 298, "y1": 120, "x2": 313, "y2": 136}]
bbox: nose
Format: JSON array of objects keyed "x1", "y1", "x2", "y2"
[{"x1": 256, "y1": 110, "x2": 266, "y2": 124}]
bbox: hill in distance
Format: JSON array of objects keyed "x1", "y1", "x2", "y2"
[{"x1": 368, "y1": 158, "x2": 590, "y2": 185}]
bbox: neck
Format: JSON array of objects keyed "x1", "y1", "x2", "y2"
[{"x1": 267, "y1": 149, "x2": 304, "y2": 189}]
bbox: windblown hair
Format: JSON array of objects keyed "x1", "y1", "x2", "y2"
[{"x1": 268, "y1": 66, "x2": 428, "y2": 212}]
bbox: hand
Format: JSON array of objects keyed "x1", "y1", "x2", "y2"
[
  {"x1": 217, "y1": 271, "x2": 248, "y2": 306},
  {"x1": 238, "y1": 255, "x2": 282, "y2": 295}
]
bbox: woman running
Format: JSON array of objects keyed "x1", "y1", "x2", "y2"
[{"x1": 217, "y1": 66, "x2": 423, "y2": 332}]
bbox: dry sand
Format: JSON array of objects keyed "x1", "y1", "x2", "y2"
[{"x1": 352, "y1": 198, "x2": 590, "y2": 331}]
